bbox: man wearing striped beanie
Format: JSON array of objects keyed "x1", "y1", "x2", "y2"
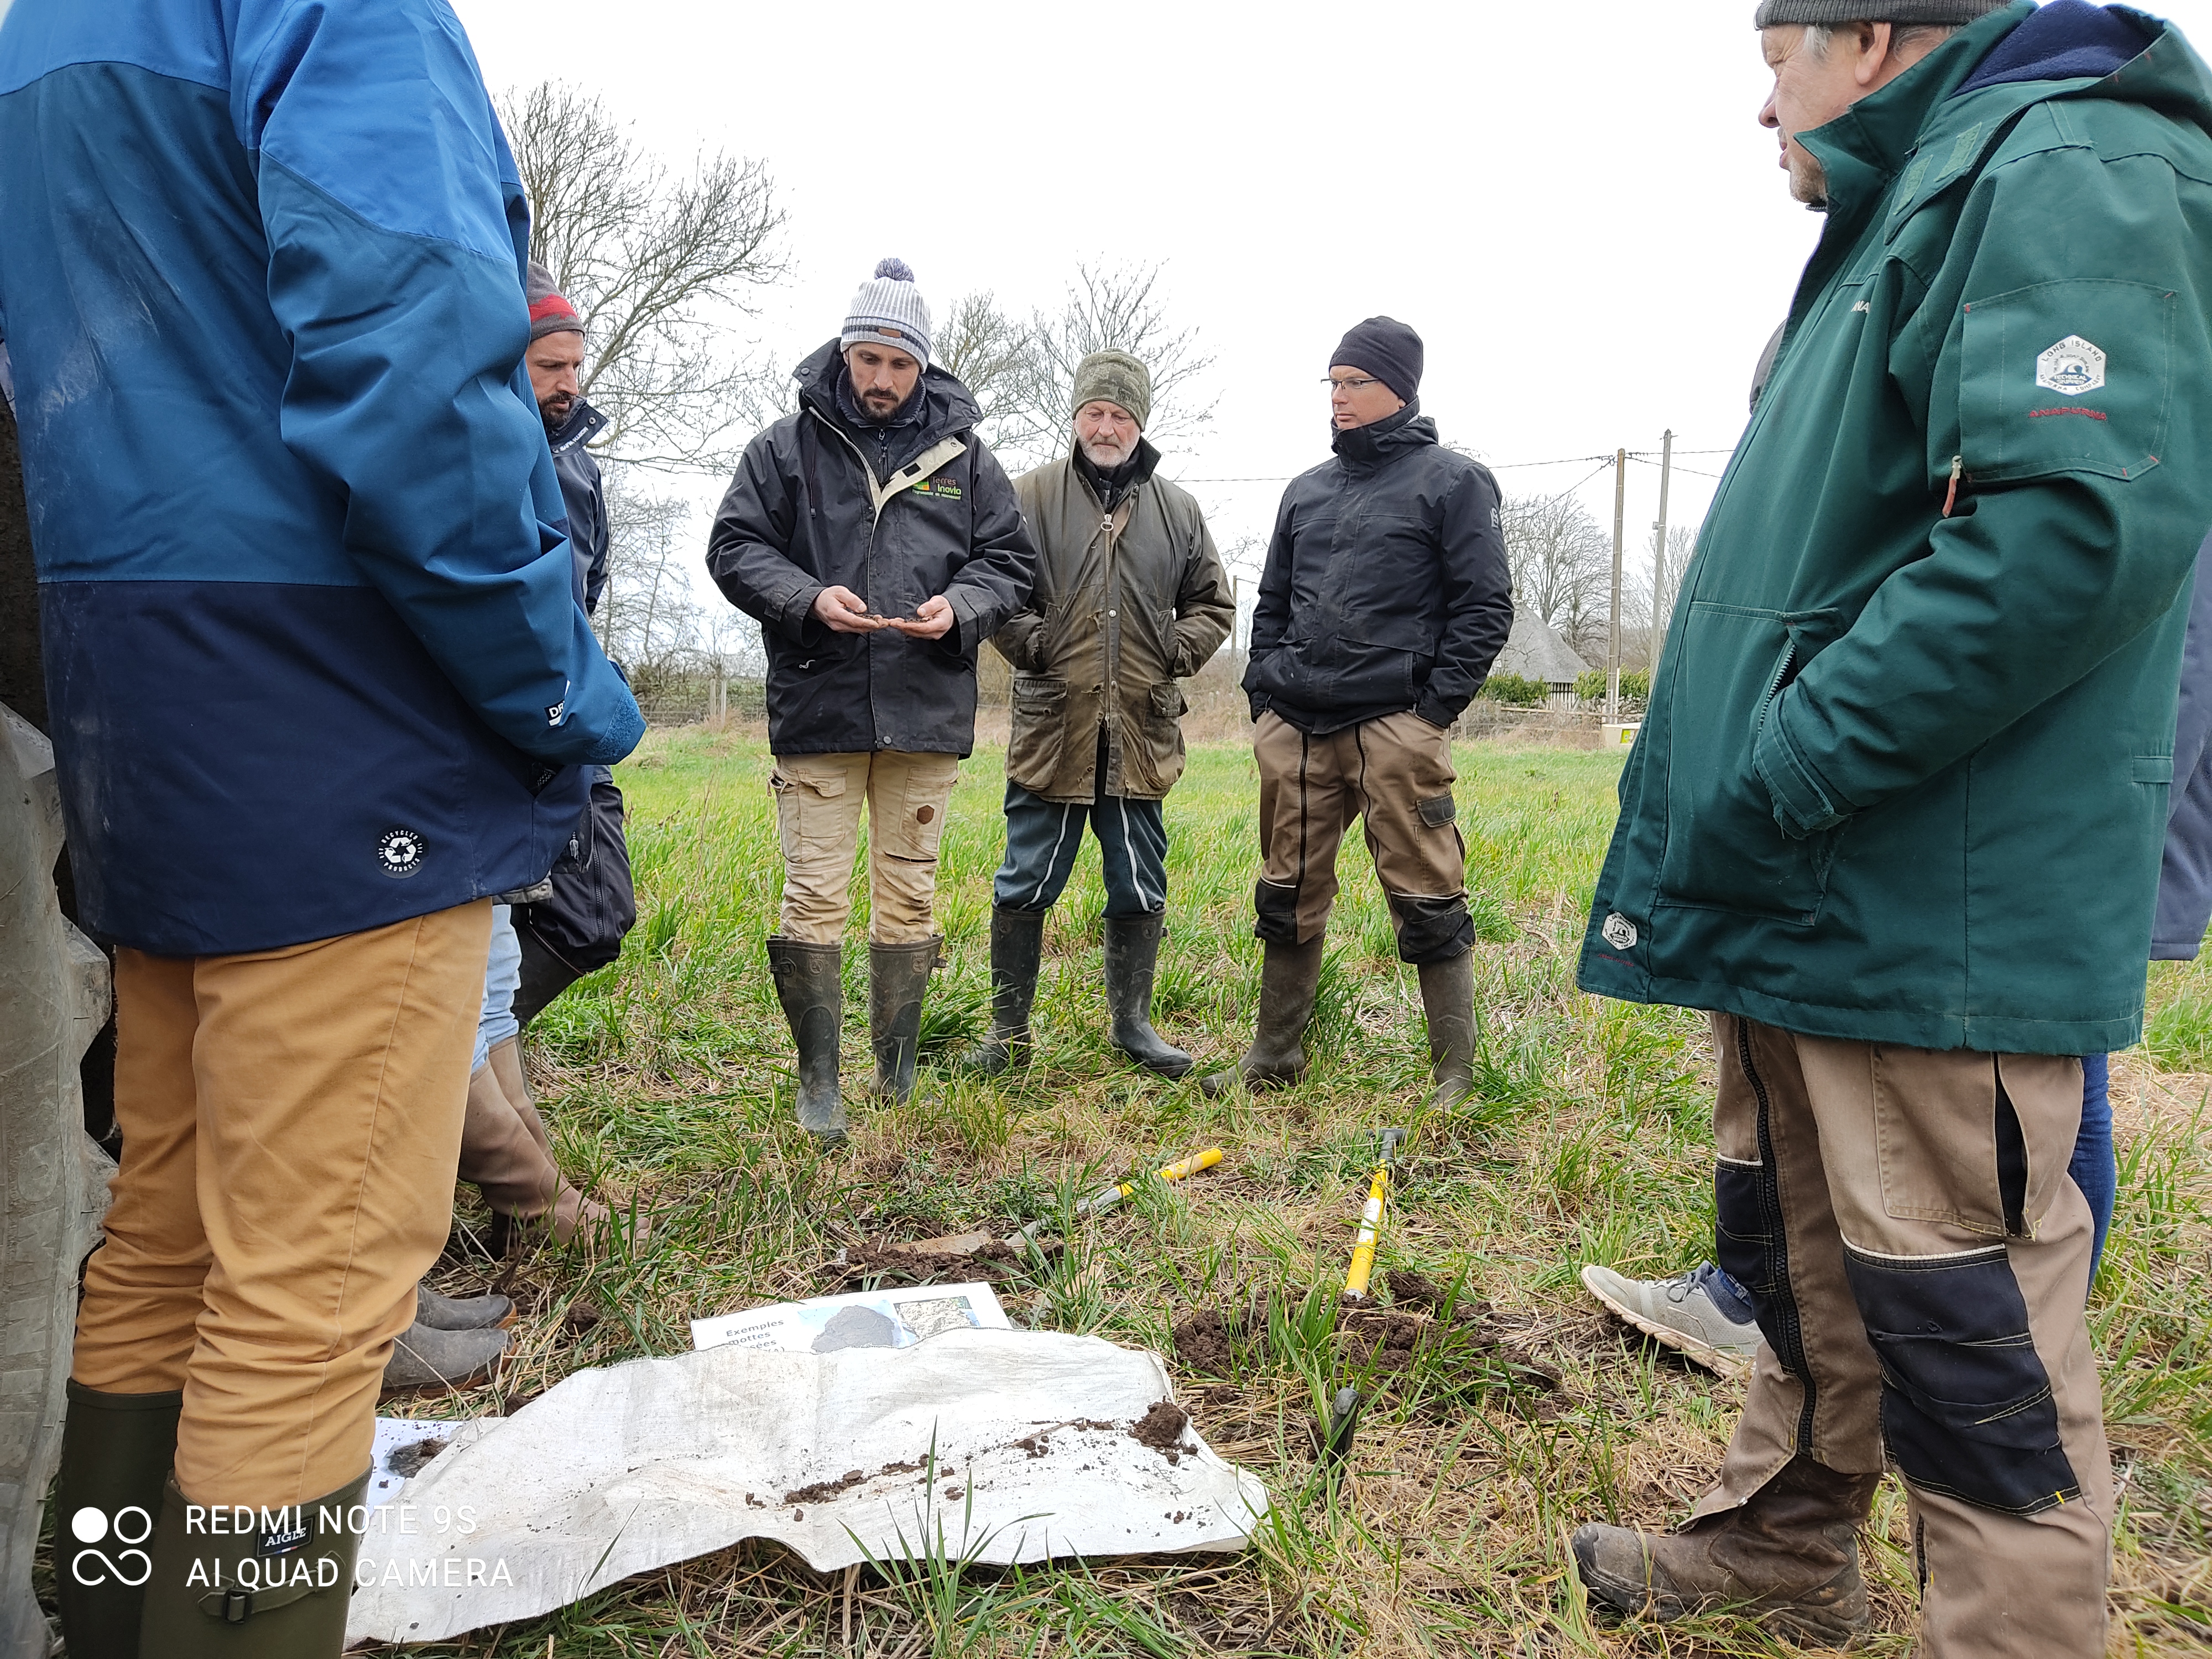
[{"x1": 708, "y1": 259, "x2": 1035, "y2": 1139}]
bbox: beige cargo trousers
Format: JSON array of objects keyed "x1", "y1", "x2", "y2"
[
  {"x1": 1705, "y1": 1014, "x2": 2110, "y2": 1657},
  {"x1": 770, "y1": 750, "x2": 959, "y2": 942}
]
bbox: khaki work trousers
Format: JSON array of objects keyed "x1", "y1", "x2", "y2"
[
  {"x1": 71, "y1": 902, "x2": 490, "y2": 1507},
  {"x1": 771, "y1": 750, "x2": 960, "y2": 944},
  {"x1": 1252, "y1": 709, "x2": 1472, "y2": 963},
  {"x1": 1703, "y1": 1015, "x2": 2110, "y2": 1658}
]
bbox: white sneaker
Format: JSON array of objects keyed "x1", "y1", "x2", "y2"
[{"x1": 1580, "y1": 1261, "x2": 1762, "y2": 1378}]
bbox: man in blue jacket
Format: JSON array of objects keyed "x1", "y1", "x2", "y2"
[{"x1": 0, "y1": 3, "x2": 643, "y2": 1653}]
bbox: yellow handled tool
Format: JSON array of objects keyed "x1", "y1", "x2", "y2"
[
  {"x1": 1342, "y1": 1129, "x2": 1405, "y2": 1302},
  {"x1": 1020, "y1": 1147, "x2": 1224, "y2": 1241}
]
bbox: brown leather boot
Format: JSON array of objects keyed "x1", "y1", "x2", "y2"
[
  {"x1": 486, "y1": 1034, "x2": 552, "y2": 1157},
  {"x1": 1571, "y1": 1455, "x2": 1880, "y2": 1645},
  {"x1": 458, "y1": 1060, "x2": 607, "y2": 1249}
]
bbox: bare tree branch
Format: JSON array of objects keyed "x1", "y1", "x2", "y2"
[
  {"x1": 498, "y1": 82, "x2": 788, "y2": 473},
  {"x1": 1501, "y1": 492, "x2": 1615, "y2": 664}
]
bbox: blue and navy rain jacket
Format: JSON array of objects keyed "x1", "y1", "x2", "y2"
[{"x1": 0, "y1": 0, "x2": 644, "y2": 957}]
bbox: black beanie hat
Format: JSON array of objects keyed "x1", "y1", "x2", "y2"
[{"x1": 1331, "y1": 317, "x2": 1422, "y2": 404}]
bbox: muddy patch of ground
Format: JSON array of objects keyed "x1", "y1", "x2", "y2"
[{"x1": 826, "y1": 1236, "x2": 1024, "y2": 1286}]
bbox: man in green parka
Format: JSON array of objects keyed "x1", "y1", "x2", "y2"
[{"x1": 1571, "y1": 4, "x2": 2212, "y2": 1654}]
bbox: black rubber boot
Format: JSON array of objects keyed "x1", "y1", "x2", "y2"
[
  {"x1": 1199, "y1": 936, "x2": 1327, "y2": 1097},
  {"x1": 135, "y1": 1469, "x2": 369, "y2": 1656},
  {"x1": 1416, "y1": 948, "x2": 1478, "y2": 1109},
  {"x1": 870, "y1": 938, "x2": 941, "y2": 1103},
  {"x1": 965, "y1": 907, "x2": 1044, "y2": 1075},
  {"x1": 768, "y1": 936, "x2": 845, "y2": 1141},
  {"x1": 54, "y1": 1382, "x2": 182, "y2": 1659},
  {"x1": 1103, "y1": 912, "x2": 1193, "y2": 1077}
]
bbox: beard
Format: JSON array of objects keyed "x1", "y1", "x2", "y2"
[
  {"x1": 1786, "y1": 143, "x2": 1829, "y2": 206},
  {"x1": 539, "y1": 393, "x2": 576, "y2": 432},
  {"x1": 1079, "y1": 434, "x2": 1133, "y2": 468}
]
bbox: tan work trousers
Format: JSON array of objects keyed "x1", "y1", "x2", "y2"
[
  {"x1": 1702, "y1": 1015, "x2": 2110, "y2": 1658},
  {"x1": 1252, "y1": 709, "x2": 1472, "y2": 963},
  {"x1": 71, "y1": 902, "x2": 489, "y2": 1507},
  {"x1": 771, "y1": 750, "x2": 960, "y2": 944}
]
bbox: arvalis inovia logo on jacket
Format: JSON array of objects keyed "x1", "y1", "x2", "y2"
[{"x1": 911, "y1": 475, "x2": 962, "y2": 500}]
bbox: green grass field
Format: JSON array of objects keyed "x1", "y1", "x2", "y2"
[{"x1": 389, "y1": 729, "x2": 2212, "y2": 1657}]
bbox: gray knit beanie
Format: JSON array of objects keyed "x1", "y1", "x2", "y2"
[
  {"x1": 525, "y1": 259, "x2": 585, "y2": 341},
  {"x1": 841, "y1": 258, "x2": 932, "y2": 366},
  {"x1": 1754, "y1": 0, "x2": 2006, "y2": 22},
  {"x1": 1071, "y1": 349, "x2": 1152, "y2": 429}
]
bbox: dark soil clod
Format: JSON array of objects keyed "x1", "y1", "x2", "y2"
[
  {"x1": 830, "y1": 1238, "x2": 1022, "y2": 1286},
  {"x1": 564, "y1": 1299, "x2": 604, "y2": 1335},
  {"x1": 1383, "y1": 1269, "x2": 1448, "y2": 1311},
  {"x1": 1172, "y1": 1306, "x2": 1241, "y2": 1375},
  {"x1": 781, "y1": 1468, "x2": 867, "y2": 1504},
  {"x1": 387, "y1": 1437, "x2": 447, "y2": 1479},
  {"x1": 1129, "y1": 1400, "x2": 1191, "y2": 1456}
]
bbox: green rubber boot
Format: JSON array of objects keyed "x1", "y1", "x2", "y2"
[
  {"x1": 53, "y1": 1381, "x2": 182, "y2": 1659},
  {"x1": 135, "y1": 1469, "x2": 369, "y2": 1656},
  {"x1": 964, "y1": 907, "x2": 1045, "y2": 1075},
  {"x1": 869, "y1": 938, "x2": 941, "y2": 1103}
]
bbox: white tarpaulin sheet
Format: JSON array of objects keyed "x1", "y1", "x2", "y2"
[{"x1": 345, "y1": 1328, "x2": 1268, "y2": 1646}]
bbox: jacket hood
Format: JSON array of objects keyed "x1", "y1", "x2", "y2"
[
  {"x1": 545, "y1": 397, "x2": 606, "y2": 456},
  {"x1": 794, "y1": 337, "x2": 982, "y2": 447},
  {"x1": 1955, "y1": 0, "x2": 2151, "y2": 93},
  {"x1": 1331, "y1": 399, "x2": 1436, "y2": 475}
]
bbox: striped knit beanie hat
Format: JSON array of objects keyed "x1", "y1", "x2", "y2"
[
  {"x1": 525, "y1": 260, "x2": 584, "y2": 341},
  {"x1": 1754, "y1": 0, "x2": 2005, "y2": 22},
  {"x1": 841, "y1": 258, "x2": 933, "y2": 367}
]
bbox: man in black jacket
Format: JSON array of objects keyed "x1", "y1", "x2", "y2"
[
  {"x1": 1203, "y1": 317, "x2": 1512, "y2": 1108},
  {"x1": 708, "y1": 260, "x2": 1034, "y2": 1140}
]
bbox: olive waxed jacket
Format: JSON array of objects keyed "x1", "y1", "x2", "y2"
[
  {"x1": 992, "y1": 443, "x2": 1233, "y2": 801},
  {"x1": 1578, "y1": 3, "x2": 2212, "y2": 1055}
]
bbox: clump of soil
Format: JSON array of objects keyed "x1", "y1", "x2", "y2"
[
  {"x1": 1337, "y1": 1308, "x2": 1428, "y2": 1372},
  {"x1": 829, "y1": 1238, "x2": 1022, "y2": 1286},
  {"x1": 564, "y1": 1298, "x2": 604, "y2": 1335},
  {"x1": 783, "y1": 1469, "x2": 867, "y2": 1505},
  {"x1": 1129, "y1": 1400, "x2": 1191, "y2": 1462},
  {"x1": 780, "y1": 1455, "x2": 930, "y2": 1506},
  {"x1": 387, "y1": 1437, "x2": 447, "y2": 1479},
  {"x1": 1171, "y1": 1307, "x2": 1241, "y2": 1375},
  {"x1": 1383, "y1": 1268, "x2": 1450, "y2": 1311}
]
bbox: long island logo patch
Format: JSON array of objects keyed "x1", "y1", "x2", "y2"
[
  {"x1": 2036, "y1": 335, "x2": 2106, "y2": 397},
  {"x1": 377, "y1": 827, "x2": 427, "y2": 879}
]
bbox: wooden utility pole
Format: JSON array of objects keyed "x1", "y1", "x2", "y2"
[
  {"x1": 1651, "y1": 429, "x2": 1674, "y2": 672},
  {"x1": 1605, "y1": 448, "x2": 1626, "y2": 721}
]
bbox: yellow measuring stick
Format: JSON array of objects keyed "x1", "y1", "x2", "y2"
[{"x1": 1342, "y1": 1130, "x2": 1405, "y2": 1301}]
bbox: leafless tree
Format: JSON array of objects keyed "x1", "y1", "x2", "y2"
[
  {"x1": 1501, "y1": 492, "x2": 1615, "y2": 662},
  {"x1": 933, "y1": 263, "x2": 1217, "y2": 472},
  {"x1": 500, "y1": 82, "x2": 787, "y2": 473},
  {"x1": 593, "y1": 466, "x2": 702, "y2": 679}
]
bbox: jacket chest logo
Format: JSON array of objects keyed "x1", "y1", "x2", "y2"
[
  {"x1": 911, "y1": 474, "x2": 962, "y2": 500},
  {"x1": 2036, "y1": 336, "x2": 2106, "y2": 397}
]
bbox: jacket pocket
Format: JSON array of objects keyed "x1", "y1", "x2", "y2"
[
  {"x1": 1007, "y1": 675, "x2": 1068, "y2": 791},
  {"x1": 1657, "y1": 603, "x2": 1839, "y2": 923}
]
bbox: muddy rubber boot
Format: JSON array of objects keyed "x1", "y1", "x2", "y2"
[
  {"x1": 1199, "y1": 936, "x2": 1326, "y2": 1097},
  {"x1": 461, "y1": 1061, "x2": 608, "y2": 1251},
  {"x1": 486, "y1": 1034, "x2": 553, "y2": 1158},
  {"x1": 54, "y1": 1382, "x2": 181, "y2": 1659},
  {"x1": 412, "y1": 1283, "x2": 514, "y2": 1331},
  {"x1": 1571, "y1": 1454, "x2": 1881, "y2": 1645},
  {"x1": 768, "y1": 936, "x2": 846, "y2": 1140},
  {"x1": 380, "y1": 1321, "x2": 509, "y2": 1396},
  {"x1": 135, "y1": 1470, "x2": 368, "y2": 1657},
  {"x1": 1416, "y1": 948, "x2": 1478, "y2": 1109},
  {"x1": 1103, "y1": 912, "x2": 1193, "y2": 1077},
  {"x1": 870, "y1": 937, "x2": 941, "y2": 1103},
  {"x1": 964, "y1": 907, "x2": 1045, "y2": 1075}
]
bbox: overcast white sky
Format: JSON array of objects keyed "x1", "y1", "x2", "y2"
[{"x1": 451, "y1": 0, "x2": 2212, "y2": 611}]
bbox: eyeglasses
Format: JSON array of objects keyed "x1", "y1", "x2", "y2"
[{"x1": 1323, "y1": 377, "x2": 1382, "y2": 393}]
